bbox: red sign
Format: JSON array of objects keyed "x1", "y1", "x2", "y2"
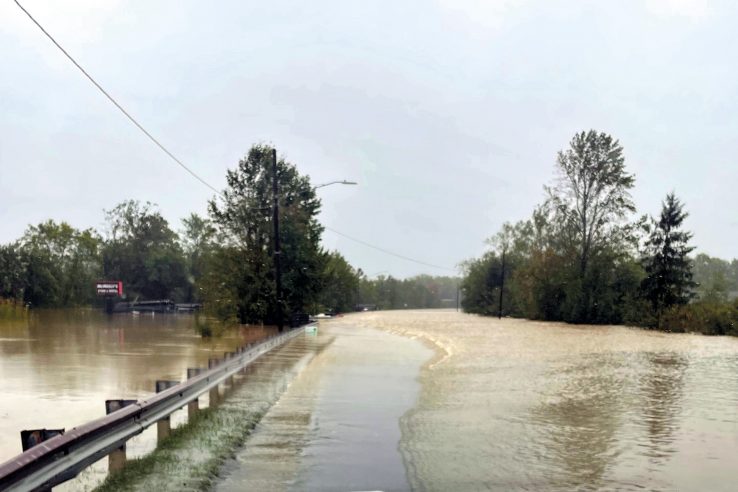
[{"x1": 96, "y1": 281, "x2": 123, "y2": 297}]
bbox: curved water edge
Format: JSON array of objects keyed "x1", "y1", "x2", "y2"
[
  {"x1": 214, "y1": 320, "x2": 434, "y2": 491},
  {"x1": 352, "y1": 309, "x2": 738, "y2": 491}
]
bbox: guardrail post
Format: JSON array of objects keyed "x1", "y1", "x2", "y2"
[
  {"x1": 105, "y1": 400, "x2": 136, "y2": 472},
  {"x1": 224, "y1": 352, "x2": 236, "y2": 389},
  {"x1": 239, "y1": 344, "x2": 251, "y2": 374},
  {"x1": 208, "y1": 358, "x2": 221, "y2": 406},
  {"x1": 186, "y1": 368, "x2": 203, "y2": 418},
  {"x1": 155, "y1": 381, "x2": 179, "y2": 443}
]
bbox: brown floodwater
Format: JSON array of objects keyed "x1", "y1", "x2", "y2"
[
  {"x1": 353, "y1": 310, "x2": 738, "y2": 491},
  {"x1": 0, "y1": 308, "x2": 276, "y2": 486},
  {"x1": 6, "y1": 309, "x2": 738, "y2": 491}
]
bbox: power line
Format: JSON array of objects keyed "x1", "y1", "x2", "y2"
[
  {"x1": 15, "y1": 0, "x2": 456, "y2": 274},
  {"x1": 13, "y1": 0, "x2": 221, "y2": 196},
  {"x1": 324, "y1": 227, "x2": 456, "y2": 272}
]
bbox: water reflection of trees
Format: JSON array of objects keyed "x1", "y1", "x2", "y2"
[
  {"x1": 530, "y1": 354, "x2": 628, "y2": 489},
  {"x1": 639, "y1": 352, "x2": 687, "y2": 462},
  {"x1": 0, "y1": 310, "x2": 273, "y2": 394},
  {"x1": 529, "y1": 351, "x2": 688, "y2": 488}
]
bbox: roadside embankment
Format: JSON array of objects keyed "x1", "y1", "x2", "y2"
[{"x1": 93, "y1": 332, "x2": 332, "y2": 491}]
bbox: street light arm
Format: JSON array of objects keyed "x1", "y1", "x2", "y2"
[{"x1": 314, "y1": 180, "x2": 358, "y2": 189}]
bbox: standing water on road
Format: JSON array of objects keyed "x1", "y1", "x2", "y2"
[{"x1": 353, "y1": 310, "x2": 738, "y2": 491}]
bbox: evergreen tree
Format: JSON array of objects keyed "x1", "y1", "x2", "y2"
[{"x1": 640, "y1": 193, "x2": 696, "y2": 325}]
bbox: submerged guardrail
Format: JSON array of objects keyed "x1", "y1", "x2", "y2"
[{"x1": 0, "y1": 323, "x2": 312, "y2": 492}]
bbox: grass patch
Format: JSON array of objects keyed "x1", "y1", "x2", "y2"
[{"x1": 95, "y1": 402, "x2": 265, "y2": 491}]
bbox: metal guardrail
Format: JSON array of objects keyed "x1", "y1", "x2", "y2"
[{"x1": 0, "y1": 324, "x2": 311, "y2": 492}]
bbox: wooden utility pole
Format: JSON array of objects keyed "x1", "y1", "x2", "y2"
[
  {"x1": 272, "y1": 148, "x2": 284, "y2": 332},
  {"x1": 498, "y1": 248, "x2": 505, "y2": 319}
]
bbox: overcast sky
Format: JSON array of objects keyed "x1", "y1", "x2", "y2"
[{"x1": 1, "y1": 0, "x2": 736, "y2": 278}]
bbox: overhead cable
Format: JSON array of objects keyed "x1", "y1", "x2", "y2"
[{"x1": 15, "y1": 0, "x2": 454, "y2": 273}]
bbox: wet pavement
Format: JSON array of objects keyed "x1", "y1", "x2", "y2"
[{"x1": 215, "y1": 320, "x2": 433, "y2": 492}]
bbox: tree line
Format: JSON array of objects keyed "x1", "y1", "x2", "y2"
[
  {"x1": 0, "y1": 144, "x2": 458, "y2": 325},
  {"x1": 461, "y1": 130, "x2": 738, "y2": 336}
]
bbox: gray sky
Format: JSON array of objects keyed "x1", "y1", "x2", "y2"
[{"x1": 1, "y1": 0, "x2": 736, "y2": 278}]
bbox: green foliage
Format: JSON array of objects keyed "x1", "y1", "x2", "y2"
[
  {"x1": 102, "y1": 200, "x2": 188, "y2": 301},
  {"x1": 15, "y1": 220, "x2": 102, "y2": 307},
  {"x1": 659, "y1": 300, "x2": 738, "y2": 336},
  {"x1": 540, "y1": 130, "x2": 639, "y2": 322},
  {"x1": 319, "y1": 251, "x2": 359, "y2": 313},
  {"x1": 180, "y1": 213, "x2": 216, "y2": 302},
  {"x1": 0, "y1": 244, "x2": 27, "y2": 301},
  {"x1": 460, "y1": 252, "x2": 503, "y2": 316},
  {"x1": 692, "y1": 253, "x2": 737, "y2": 303},
  {"x1": 206, "y1": 145, "x2": 325, "y2": 324},
  {"x1": 640, "y1": 193, "x2": 696, "y2": 326},
  {"x1": 358, "y1": 274, "x2": 459, "y2": 310},
  {"x1": 461, "y1": 130, "x2": 738, "y2": 337}
]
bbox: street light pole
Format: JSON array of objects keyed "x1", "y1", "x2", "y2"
[{"x1": 272, "y1": 148, "x2": 284, "y2": 332}]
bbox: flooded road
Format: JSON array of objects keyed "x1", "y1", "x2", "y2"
[
  {"x1": 353, "y1": 310, "x2": 738, "y2": 491},
  {"x1": 0, "y1": 310, "x2": 274, "y2": 467},
  {"x1": 216, "y1": 322, "x2": 433, "y2": 492},
  {"x1": 214, "y1": 310, "x2": 738, "y2": 491},
  {"x1": 4, "y1": 309, "x2": 738, "y2": 491}
]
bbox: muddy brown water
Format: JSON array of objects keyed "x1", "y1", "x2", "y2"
[
  {"x1": 0, "y1": 309, "x2": 276, "y2": 489},
  {"x1": 217, "y1": 311, "x2": 738, "y2": 491},
  {"x1": 3, "y1": 309, "x2": 738, "y2": 491},
  {"x1": 352, "y1": 310, "x2": 738, "y2": 491}
]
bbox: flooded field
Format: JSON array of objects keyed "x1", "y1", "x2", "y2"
[
  {"x1": 353, "y1": 310, "x2": 738, "y2": 491},
  {"x1": 0, "y1": 309, "x2": 275, "y2": 475}
]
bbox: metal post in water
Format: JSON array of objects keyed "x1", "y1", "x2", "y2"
[
  {"x1": 104, "y1": 400, "x2": 136, "y2": 472},
  {"x1": 186, "y1": 368, "x2": 203, "y2": 419},
  {"x1": 224, "y1": 352, "x2": 236, "y2": 389},
  {"x1": 208, "y1": 358, "x2": 221, "y2": 406},
  {"x1": 155, "y1": 381, "x2": 179, "y2": 443}
]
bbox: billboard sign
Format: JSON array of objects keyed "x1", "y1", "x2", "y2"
[{"x1": 96, "y1": 281, "x2": 123, "y2": 297}]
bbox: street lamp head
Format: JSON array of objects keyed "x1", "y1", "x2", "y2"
[{"x1": 314, "y1": 180, "x2": 358, "y2": 189}]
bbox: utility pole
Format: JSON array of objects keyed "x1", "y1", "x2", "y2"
[
  {"x1": 498, "y1": 248, "x2": 505, "y2": 319},
  {"x1": 272, "y1": 148, "x2": 284, "y2": 332}
]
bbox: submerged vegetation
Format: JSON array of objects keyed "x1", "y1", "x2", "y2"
[
  {"x1": 0, "y1": 298, "x2": 27, "y2": 321},
  {"x1": 461, "y1": 130, "x2": 738, "y2": 336},
  {"x1": 95, "y1": 404, "x2": 263, "y2": 492}
]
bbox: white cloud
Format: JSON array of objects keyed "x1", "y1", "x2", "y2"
[
  {"x1": 1, "y1": 0, "x2": 123, "y2": 49},
  {"x1": 645, "y1": 0, "x2": 711, "y2": 19},
  {"x1": 435, "y1": 0, "x2": 523, "y2": 29}
]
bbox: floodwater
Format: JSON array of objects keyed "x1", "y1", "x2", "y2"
[
  {"x1": 213, "y1": 310, "x2": 738, "y2": 491},
  {"x1": 353, "y1": 310, "x2": 738, "y2": 491},
  {"x1": 5, "y1": 309, "x2": 738, "y2": 491},
  {"x1": 0, "y1": 309, "x2": 276, "y2": 487},
  {"x1": 216, "y1": 322, "x2": 433, "y2": 492}
]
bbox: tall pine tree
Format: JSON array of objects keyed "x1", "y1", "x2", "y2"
[{"x1": 641, "y1": 193, "x2": 696, "y2": 326}]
